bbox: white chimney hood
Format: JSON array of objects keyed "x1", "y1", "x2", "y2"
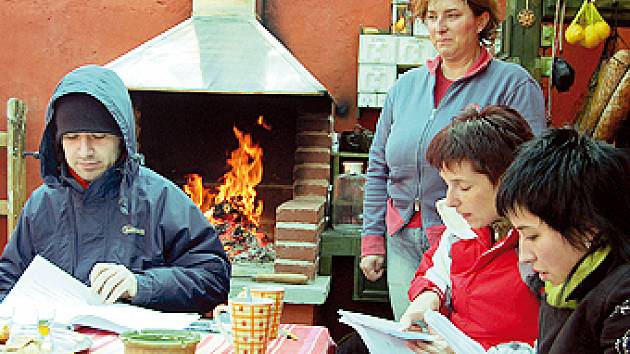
[{"x1": 106, "y1": 0, "x2": 327, "y2": 95}]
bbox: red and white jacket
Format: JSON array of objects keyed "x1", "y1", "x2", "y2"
[{"x1": 408, "y1": 201, "x2": 540, "y2": 349}]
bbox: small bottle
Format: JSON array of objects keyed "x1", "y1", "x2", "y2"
[{"x1": 392, "y1": 1, "x2": 412, "y2": 35}]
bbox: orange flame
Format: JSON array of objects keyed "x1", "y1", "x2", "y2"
[
  {"x1": 257, "y1": 115, "x2": 271, "y2": 131},
  {"x1": 183, "y1": 174, "x2": 214, "y2": 211},
  {"x1": 183, "y1": 126, "x2": 263, "y2": 227},
  {"x1": 215, "y1": 126, "x2": 264, "y2": 226}
]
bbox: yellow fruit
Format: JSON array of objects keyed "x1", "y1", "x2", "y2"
[
  {"x1": 394, "y1": 17, "x2": 405, "y2": 33},
  {"x1": 565, "y1": 23, "x2": 585, "y2": 44},
  {"x1": 593, "y1": 21, "x2": 611, "y2": 41},
  {"x1": 582, "y1": 24, "x2": 601, "y2": 48}
]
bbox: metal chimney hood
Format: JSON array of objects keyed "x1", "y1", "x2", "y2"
[{"x1": 106, "y1": 0, "x2": 327, "y2": 95}]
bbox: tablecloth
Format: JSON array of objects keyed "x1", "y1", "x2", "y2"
[{"x1": 80, "y1": 324, "x2": 336, "y2": 354}]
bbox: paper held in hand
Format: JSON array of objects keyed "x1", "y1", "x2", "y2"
[
  {"x1": 338, "y1": 309, "x2": 434, "y2": 354},
  {"x1": 0, "y1": 255, "x2": 200, "y2": 333},
  {"x1": 423, "y1": 310, "x2": 486, "y2": 354},
  {"x1": 423, "y1": 310, "x2": 536, "y2": 354},
  {"x1": 339, "y1": 309, "x2": 534, "y2": 354}
]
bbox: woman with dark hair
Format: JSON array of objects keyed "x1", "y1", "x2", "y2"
[
  {"x1": 399, "y1": 105, "x2": 540, "y2": 353},
  {"x1": 497, "y1": 128, "x2": 630, "y2": 354},
  {"x1": 360, "y1": 0, "x2": 546, "y2": 321}
]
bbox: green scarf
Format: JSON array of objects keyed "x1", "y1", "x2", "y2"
[{"x1": 545, "y1": 245, "x2": 611, "y2": 309}]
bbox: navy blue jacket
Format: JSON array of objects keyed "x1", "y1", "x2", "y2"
[{"x1": 0, "y1": 65, "x2": 231, "y2": 313}]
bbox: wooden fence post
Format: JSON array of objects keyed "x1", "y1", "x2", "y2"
[{"x1": 5, "y1": 98, "x2": 27, "y2": 237}]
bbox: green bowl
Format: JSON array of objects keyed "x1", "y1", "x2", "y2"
[{"x1": 120, "y1": 329, "x2": 201, "y2": 352}]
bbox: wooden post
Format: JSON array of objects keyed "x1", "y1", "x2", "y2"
[
  {"x1": 6, "y1": 98, "x2": 27, "y2": 237},
  {"x1": 504, "y1": 0, "x2": 542, "y2": 80}
]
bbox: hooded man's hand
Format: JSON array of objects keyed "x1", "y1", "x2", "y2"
[{"x1": 90, "y1": 263, "x2": 138, "y2": 304}]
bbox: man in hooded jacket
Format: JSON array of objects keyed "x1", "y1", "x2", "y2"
[{"x1": 0, "y1": 65, "x2": 231, "y2": 313}]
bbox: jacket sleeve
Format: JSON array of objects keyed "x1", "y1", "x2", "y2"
[
  {"x1": 602, "y1": 284, "x2": 630, "y2": 353},
  {"x1": 503, "y1": 75, "x2": 547, "y2": 136},
  {"x1": 0, "y1": 199, "x2": 36, "y2": 301},
  {"x1": 361, "y1": 91, "x2": 394, "y2": 257},
  {"x1": 130, "y1": 187, "x2": 231, "y2": 314},
  {"x1": 408, "y1": 228, "x2": 451, "y2": 306}
]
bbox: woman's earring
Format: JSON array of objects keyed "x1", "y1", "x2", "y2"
[{"x1": 584, "y1": 240, "x2": 592, "y2": 249}]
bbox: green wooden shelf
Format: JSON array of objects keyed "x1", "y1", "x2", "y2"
[
  {"x1": 320, "y1": 227, "x2": 389, "y2": 302},
  {"x1": 331, "y1": 151, "x2": 370, "y2": 158},
  {"x1": 331, "y1": 151, "x2": 369, "y2": 178},
  {"x1": 324, "y1": 151, "x2": 387, "y2": 302}
]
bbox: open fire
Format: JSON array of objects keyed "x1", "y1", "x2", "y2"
[{"x1": 183, "y1": 122, "x2": 274, "y2": 263}]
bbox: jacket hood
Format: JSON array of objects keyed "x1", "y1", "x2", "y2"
[{"x1": 40, "y1": 65, "x2": 140, "y2": 184}]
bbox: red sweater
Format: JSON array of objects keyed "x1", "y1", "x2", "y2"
[{"x1": 408, "y1": 226, "x2": 540, "y2": 349}]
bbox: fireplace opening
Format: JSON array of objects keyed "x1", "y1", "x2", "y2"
[{"x1": 130, "y1": 91, "x2": 331, "y2": 270}]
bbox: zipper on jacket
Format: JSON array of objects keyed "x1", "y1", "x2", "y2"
[
  {"x1": 68, "y1": 194, "x2": 79, "y2": 275},
  {"x1": 415, "y1": 78, "x2": 461, "y2": 218},
  {"x1": 416, "y1": 108, "x2": 438, "y2": 215}
]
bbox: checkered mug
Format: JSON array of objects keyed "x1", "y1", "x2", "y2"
[
  {"x1": 246, "y1": 286, "x2": 285, "y2": 339},
  {"x1": 213, "y1": 297, "x2": 274, "y2": 354}
]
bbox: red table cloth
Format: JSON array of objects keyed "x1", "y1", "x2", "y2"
[{"x1": 80, "y1": 324, "x2": 336, "y2": 354}]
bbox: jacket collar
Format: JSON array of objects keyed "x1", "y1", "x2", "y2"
[
  {"x1": 436, "y1": 199, "x2": 478, "y2": 239},
  {"x1": 426, "y1": 46, "x2": 492, "y2": 78},
  {"x1": 436, "y1": 198, "x2": 514, "y2": 245},
  {"x1": 545, "y1": 245, "x2": 612, "y2": 309},
  {"x1": 68, "y1": 166, "x2": 89, "y2": 189},
  {"x1": 60, "y1": 160, "x2": 123, "y2": 198}
]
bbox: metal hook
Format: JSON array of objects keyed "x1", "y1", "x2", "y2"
[{"x1": 22, "y1": 151, "x2": 40, "y2": 159}]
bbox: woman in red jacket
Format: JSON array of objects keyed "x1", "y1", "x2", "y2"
[{"x1": 401, "y1": 105, "x2": 541, "y2": 352}]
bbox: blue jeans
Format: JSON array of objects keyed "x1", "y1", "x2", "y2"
[{"x1": 386, "y1": 227, "x2": 429, "y2": 320}]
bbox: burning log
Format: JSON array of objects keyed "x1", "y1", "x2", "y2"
[
  {"x1": 183, "y1": 124, "x2": 274, "y2": 263},
  {"x1": 215, "y1": 225, "x2": 275, "y2": 263}
]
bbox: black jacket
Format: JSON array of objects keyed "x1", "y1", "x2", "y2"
[{"x1": 538, "y1": 250, "x2": 630, "y2": 354}]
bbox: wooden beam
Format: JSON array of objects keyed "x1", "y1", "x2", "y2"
[{"x1": 0, "y1": 200, "x2": 7, "y2": 216}]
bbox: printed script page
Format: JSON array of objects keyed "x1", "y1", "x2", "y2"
[
  {"x1": 338, "y1": 309, "x2": 435, "y2": 353},
  {"x1": 1, "y1": 255, "x2": 199, "y2": 333}
]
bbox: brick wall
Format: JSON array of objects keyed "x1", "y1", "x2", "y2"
[{"x1": 273, "y1": 112, "x2": 332, "y2": 280}]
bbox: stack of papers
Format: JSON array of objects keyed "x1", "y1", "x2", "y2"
[
  {"x1": 0, "y1": 255, "x2": 200, "y2": 333},
  {"x1": 338, "y1": 310, "x2": 434, "y2": 354},
  {"x1": 339, "y1": 309, "x2": 534, "y2": 354}
]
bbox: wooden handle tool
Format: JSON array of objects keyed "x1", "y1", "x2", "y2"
[{"x1": 253, "y1": 273, "x2": 309, "y2": 284}]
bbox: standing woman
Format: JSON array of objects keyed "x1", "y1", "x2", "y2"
[
  {"x1": 360, "y1": 0, "x2": 546, "y2": 319},
  {"x1": 497, "y1": 128, "x2": 630, "y2": 354}
]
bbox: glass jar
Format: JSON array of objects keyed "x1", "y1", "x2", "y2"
[{"x1": 332, "y1": 171, "x2": 366, "y2": 228}]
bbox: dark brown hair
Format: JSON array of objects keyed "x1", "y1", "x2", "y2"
[{"x1": 426, "y1": 105, "x2": 534, "y2": 185}]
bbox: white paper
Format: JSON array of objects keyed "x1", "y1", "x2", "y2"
[
  {"x1": 1, "y1": 255, "x2": 199, "y2": 333},
  {"x1": 424, "y1": 310, "x2": 486, "y2": 354},
  {"x1": 338, "y1": 309, "x2": 435, "y2": 353},
  {"x1": 339, "y1": 318, "x2": 415, "y2": 354}
]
